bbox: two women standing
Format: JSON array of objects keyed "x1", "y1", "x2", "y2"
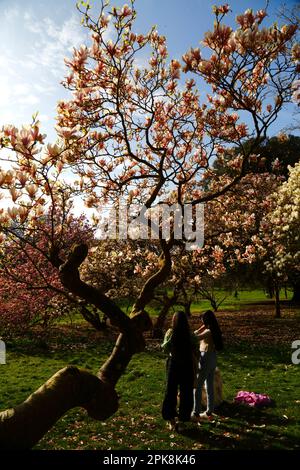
[{"x1": 161, "y1": 310, "x2": 223, "y2": 431}]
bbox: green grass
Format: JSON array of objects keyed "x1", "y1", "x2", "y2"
[
  {"x1": 57, "y1": 288, "x2": 293, "y2": 326},
  {"x1": 1, "y1": 327, "x2": 300, "y2": 450},
  {"x1": 189, "y1": 288, "x2": 293, "y2": 313}
]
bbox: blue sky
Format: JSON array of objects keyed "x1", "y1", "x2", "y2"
[{"x1": 0, "y1": 0, "x2": 298, "y2": 142}]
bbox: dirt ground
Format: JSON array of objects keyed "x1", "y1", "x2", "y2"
[
  {"x1": 193, "y1": 305, "x2": 300, "y2": 347},
  {"x1": 39, "y1": 303, "x2": 300, "y2": 353}
]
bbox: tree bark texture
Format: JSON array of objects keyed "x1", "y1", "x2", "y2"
[
  {"x1": 152, "y1": 293, "x2": 178, "y2": 339},
  {"x1": 0, "y1": 366, "x2": 118, "y2": 450},
  {"x1": 291, "y1": 279, "x2": 300, "y2": 304},
  {"x1": 274, "y1": 283, "x2": 281, "y2": 318}
]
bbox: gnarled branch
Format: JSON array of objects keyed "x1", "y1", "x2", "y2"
[{"x1": 0, "y1": 366, "x2": 118, "y2": 450}]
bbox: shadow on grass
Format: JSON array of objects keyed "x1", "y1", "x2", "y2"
[
  {"x1": 180, "y1": 401, "x2": 299, "y2": 450},
  {"x1": 218, "y1": 342, "x2": 291, "y2": 368},
  {"x1": 6, "y1": 328, "x2": 116, "y2": 359},
  {"x1": 216, "y1": 400, "x2": 278, "y2": 424}
]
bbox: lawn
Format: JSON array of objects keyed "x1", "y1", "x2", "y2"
[
  {"x1": 189, "y1": 288, "x2": 294, "y2": 313},
  {"x1": 54, "y1": 288, "x2": 294, "y2": 328},
  {"x1": 0, "y1": 301, "x2": 300, "y2": 450}
]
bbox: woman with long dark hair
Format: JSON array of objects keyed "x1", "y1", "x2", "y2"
[
  {"x1": 161, "y1": 311, "x2": 197, "y2": 432},
  {"x1": 192, "y1": 310, "x2": 223, "y2": 420}
]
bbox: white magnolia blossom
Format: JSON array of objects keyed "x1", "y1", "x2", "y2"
[{"x1": 264, "y1": 162, "x2": 300, "y2": 275}]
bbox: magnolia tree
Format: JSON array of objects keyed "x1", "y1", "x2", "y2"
[
  {"x1": 0, "y1": 242, "x2": 64, "y2": 337},
  {"x1": 213, "y1": 134, "x2": 300, "y2": 179},
  {"x1": 0, "y1": 211, "x2": 94, "y2": 337},
  {"x1": 0, "y1": 1, "x2": 299, "y2": 448},
  {"x1": 260, "y1": 162, "x2": 300, "y2": 307}
]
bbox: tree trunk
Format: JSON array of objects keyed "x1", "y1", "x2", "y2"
[
  {"x1": 132, "y1": 239, "x2": 172, "y2": 314},
  {"x1": 291, "y1": 280, "x2": 300, "y2": 304},
  {"x1": 184, "y1": 299, "x2": 192, "y2": 317},
  {"x1": 80, "y1": 303, "x2": 107, "y2": 331},
  {"x1": 99, "y1": 310, "x2": 152, "y2": 385},
  {"x1": 274, "y1": 283, "x2": 281, "y2": 318},
  {"x1": 0, "y1": 366, "x2": 118, "y2": 450},
  {"x1": 152, "y1": 294, "x2": 177, "y2": 339}
]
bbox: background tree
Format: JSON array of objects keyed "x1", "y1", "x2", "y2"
[
  {"x1": 213, "y1": 134, "x2": 300, "y2": 178},
  {"x1": 151, "y1": 169, "x2": 284, "y2": 335},
  {"x1": 261, "y1": 161, "x2": 300, "y2": 305}
]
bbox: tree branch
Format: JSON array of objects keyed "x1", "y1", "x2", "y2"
[{"x1": 0, "y1": 366, "x2": 118, "y2": 450}]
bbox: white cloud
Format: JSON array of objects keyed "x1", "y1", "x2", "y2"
[
  {"x1": 0, "y1": 78, "x2": 39, "y2": 107},
  {"x1": 18, "y1": 94, "x2": 40, "y2": 106},
  {"x1": 13, "y1": 83, "x2": 30, "y2": 96},
  {"x1": 45, "y1": 15, "x2": 84, "y2": 48},
  {"x1": 0, "y1": 109, "x2": 16, "y2": 126},
  {"x1": 3, "y1": 6, "x2": 19, "y2": 22},
  {"x1": 0, "y1": 78, "x2": 11, "y2": 107},
  {"x1": 24, "y1": 12, "x2": 87, "y2": 74},
  {"x1": 0, "y1": 7, "x2": 88, "y2": 132},
  {"x1": 38, "y1": 114, "x2": 51, "y2": 123},
  {"x1": 34, "y1": 83, "x2": 57, "y2": 94}
]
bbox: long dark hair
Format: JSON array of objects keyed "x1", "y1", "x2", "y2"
[
  {"x1": 202, "y1": 310, "x2": 223, "y2": 351},
  {"x1": 171, "y1": 310, "x2": 192, "y2": 360}
]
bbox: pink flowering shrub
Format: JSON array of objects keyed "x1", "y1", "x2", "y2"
[{"x1": 0, "y1": 211, "x2": 94, "y2": 337}]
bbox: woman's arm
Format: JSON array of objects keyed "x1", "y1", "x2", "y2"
[
  {"x1": 194, "y1": 324, "x2": 206, "y2": 335},
  {"x1": 194, "y1": 328, "x2": 210, "y2": 340}
]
